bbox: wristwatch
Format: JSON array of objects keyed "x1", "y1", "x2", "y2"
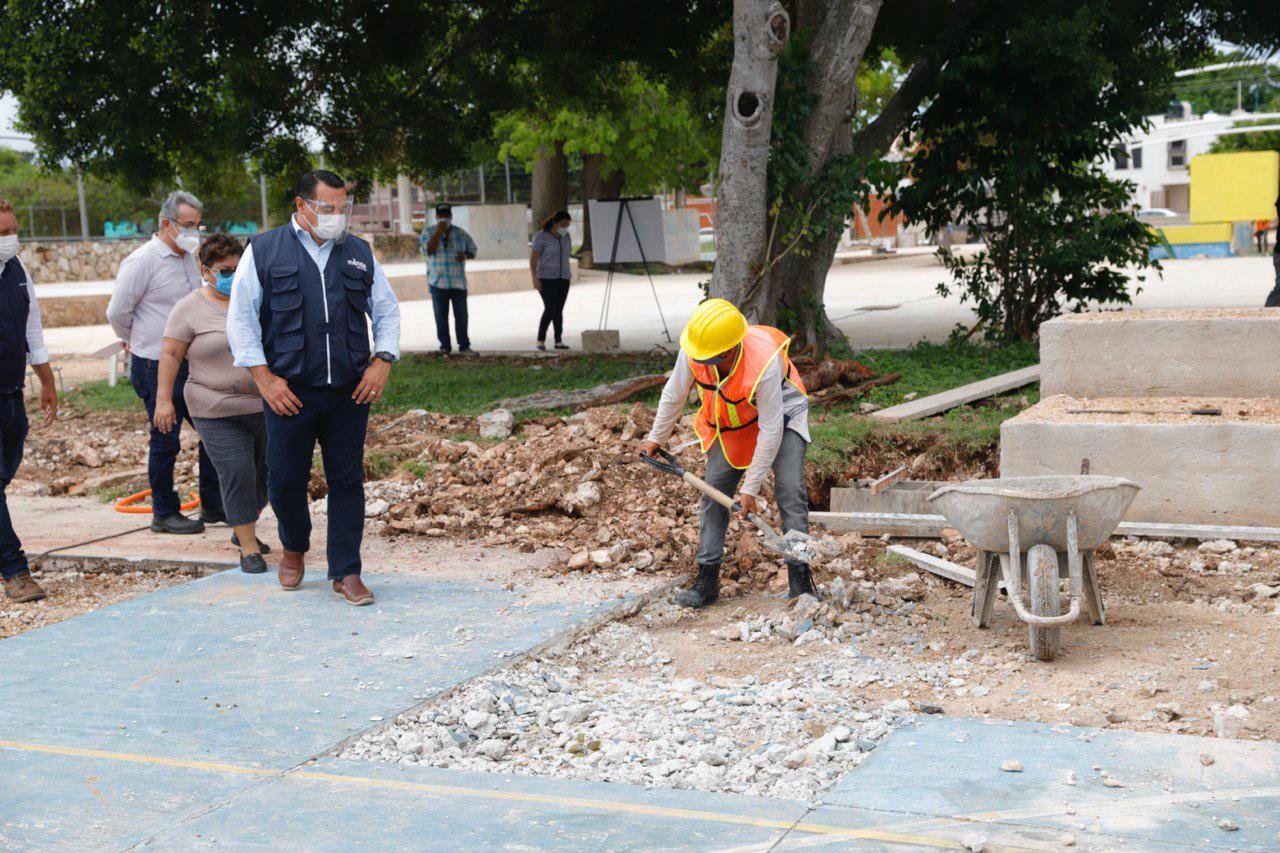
[{"x1": 374, "y1": 351, "x2": 399, "y2": 364}]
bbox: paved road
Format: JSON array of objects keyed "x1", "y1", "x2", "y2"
[{"x1": 40, "y1": 253, "x2": 1277, "y2": 358}]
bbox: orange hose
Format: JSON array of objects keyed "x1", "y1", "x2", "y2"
[{"x1": 114, "y1": 489, "x2": 201, "y2": 514}]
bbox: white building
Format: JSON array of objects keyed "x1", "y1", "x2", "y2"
[{"x1": 1102, "y1": 105, "x2": 1280, "y2": 219}]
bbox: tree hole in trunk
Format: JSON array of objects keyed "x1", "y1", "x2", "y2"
[
  {"x1": 734, "y1": 91, "x2": 764, "y2": 128},
  {"x1": 768, "y1": 10, "x2": 790, "y2": 45}
]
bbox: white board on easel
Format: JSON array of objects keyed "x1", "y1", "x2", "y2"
[{"x1": 588, "y1": 198, "x2": 667, "y2": 264}]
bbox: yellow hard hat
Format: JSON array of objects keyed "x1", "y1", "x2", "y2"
[{"x1": 680, "y1": 298, "x2": 748, "y2": 362}]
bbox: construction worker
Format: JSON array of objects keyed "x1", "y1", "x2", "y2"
[{"x1": 638, "y1": 298, "x2": 815, "y2": 608}]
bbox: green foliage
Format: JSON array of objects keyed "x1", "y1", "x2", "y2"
[
  {"x1": 1211, "y1": 118, "x2": 1280, "y2": 155},
  {"x1": 890, "y1": 1, "x2": 1185, "y2": 341},
  {"x1": 1173, "y1": 51, "x2": 1280, "y2": 116},
  {"x1": 494, "y1": 67, "x2": 717, "y2": 195}
]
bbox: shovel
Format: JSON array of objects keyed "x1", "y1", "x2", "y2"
[{"x1": 639, "y1": 447, "x2": 833, "y2": 564}]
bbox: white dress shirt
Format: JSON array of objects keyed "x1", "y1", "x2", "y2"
[
  {"x1": 15, "y1": 257, "x2": 49, "y2": 365},
  {"x1": 106, "y1": 235, "x2": 201, "y2": 360},
  {"x1": 226, "y1": 217, "x2": 401, "y2": 383}
]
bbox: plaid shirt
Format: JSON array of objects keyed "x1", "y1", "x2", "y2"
[{"x1": 421, "y1": 225, "x2": 478, "y2": 291}]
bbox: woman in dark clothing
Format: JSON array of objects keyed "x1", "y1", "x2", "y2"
[{"x1": 530, "y1": 210, "x2": 573, "y2": 350}]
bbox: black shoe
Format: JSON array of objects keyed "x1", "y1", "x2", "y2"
[
  {"x1": 231, "y1": 532, "x2": 271, "y2": 554},
  {"x1": 554, "y1": 342, "x2": 570, "y2": 350},
  {"x1": 458, "y1": 346, "x2": 475, "y2": 355},
  {"x1": 151, "y1": 513, "x2": 205, "y2": 534},
  {"x1": 200, "y1": 505, "x2": 227, "y2": 525},
  {"x1": 239, "y1": 553, "x2": 268, "y2": 574},
  {"x1": 439, "y1": 346, "x2": 452, "y2": 354},
  {"x1": 675, "y1": 563, "x2": 720, "y2": 609},
  {"x1": 536, "y1": 342, "x2": 547, "y2": 351},
  {"x1": 787, "y1": 563, "x2": 817, "y2": 598}
]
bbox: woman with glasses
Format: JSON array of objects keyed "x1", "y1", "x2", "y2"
[{"x1": 154, "y1": 233, "x2": 270, "y2": 574}]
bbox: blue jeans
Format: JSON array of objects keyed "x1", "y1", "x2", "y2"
[
  {"x1": 0, "y1": 392, "x2": 29, "y2": 579},
  {"x1": 429, "y1": 286, "x2": 469, "y2": 350},
  {"x1": 129, "y1": 355, "x2": 222, "y2": 517},
  {"x1": 264, "y1": 383, "x2": 370, "y2": 579},
  {"x1": 695, "y1": 430, "x2": 810, "y2": 569}
]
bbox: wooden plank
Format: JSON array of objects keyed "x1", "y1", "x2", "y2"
[
  {"x1": 868, "y1": 465, "x2": 908, "y2": 495},
  {"x1": 869, "y1": 364, "x2": 1041, "y2": 424},
  {"x1": 886, "y1": 544, "x2": 976, "y2": 587},
  {"x1": 810, "y1": 511, "x2": 948, "y2": 538},
  {"x1": 1115, "y1": 521, "x2": 1280, "y2": 543},
  {"x1": 817, "y1": 511, "x2": 1280, "y2": 544}
]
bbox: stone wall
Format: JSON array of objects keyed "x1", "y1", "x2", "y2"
[{"x1": 23, "y1": 239, "x2": 146, "y2": 283}]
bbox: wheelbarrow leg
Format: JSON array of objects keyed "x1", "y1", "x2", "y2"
[
  {"x1": 972, "y1": 550, "x2": 1000, "y2": 628},
  {"x1": 1081, "y1": 550, "x2": 1106, "y2": 626}
]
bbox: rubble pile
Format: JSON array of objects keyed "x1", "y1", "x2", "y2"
[
  {"x1": 341, "y1": 621, "x2": 919, "y2": 800},
  {"x1": 365, "y1": 404, "x2": 809, "y2": 585}
]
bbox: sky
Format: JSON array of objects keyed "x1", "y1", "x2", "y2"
[{"x1": 0, "y1": 93, "x2": 34, "y2": 152}]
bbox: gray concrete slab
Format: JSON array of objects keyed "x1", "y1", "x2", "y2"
[{"x1": 869, "y1": 365, "x2": 1040, "y2": 424}]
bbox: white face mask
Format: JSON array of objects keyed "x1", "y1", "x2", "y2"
[
  {"x1": 312, "y1": 213, "x2": 347, "y2": 240},
  {"x1": 556, "y1": 226, "x2": 570, "y2": 237},
  {"x1": 437, "y1": 217, "x2": 452, "y2": 227},
  {"x1": 0, "y1": 235, "x2": 19, "y2": 263},
  {"x1": 170, "y1": 224, "x2": 201, "y2": 254}
]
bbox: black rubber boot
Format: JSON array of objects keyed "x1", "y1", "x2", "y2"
[
  {"x1": 675, "y1": 563, "x2": 720, "y2": 609},
  {"x1": 787, "y1": 563, "x2": 817, "y2": 598}
]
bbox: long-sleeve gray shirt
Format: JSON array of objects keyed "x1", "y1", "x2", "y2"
[
  {"x1": 106, "y1": 235, "x2": 201, "y2": 360},
  {"x1": 646, "y1": 349, "x2": 809, "y2": 496}
]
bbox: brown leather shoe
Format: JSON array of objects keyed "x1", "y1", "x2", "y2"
[
  {"x1": 4, "y1": 572, "x2": 47, "y2": 603},
  {"x1": 332, "y1": 574, "x2": 374, "y2": 606},
  {"x1": 278, "y1": 551, "x2": 305, "y2": 590}
]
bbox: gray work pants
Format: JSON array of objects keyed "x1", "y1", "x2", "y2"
[{"x1": 696, "y1": 430, "x2": 809, "y2": 568}]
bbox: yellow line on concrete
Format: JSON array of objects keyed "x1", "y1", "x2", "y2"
[{"x1": 0, "y1": 738, "x2": 976, "y2": 848}]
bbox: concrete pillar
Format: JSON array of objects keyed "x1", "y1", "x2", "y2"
[
  {"x1": 396, "y1": 174, "x2": 413, "y2": 234},
  {"x1": 76, "y1": 172, "x2": 89, "y2": 239},
  {"x1": 259, "y1": 172, "x2": 269, "y2": 230}
]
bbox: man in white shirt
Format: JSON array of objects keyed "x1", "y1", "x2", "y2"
[
  {"x1": 638, "y1": 299, "x2": 815, "y2": 609},
  {"x1": 0, "y1": 199, "x2": 59, "y2": 602},
  {"x1": 106, "y1": 190, "x2": 222, "y2": 534}
]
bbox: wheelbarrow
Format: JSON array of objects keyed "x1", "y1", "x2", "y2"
[{"x1": 926, "y1": 476, "x2": 1139, "y2": 661}]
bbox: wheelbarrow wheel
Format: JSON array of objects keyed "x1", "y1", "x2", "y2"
[{"x1": 1026, "y1": 544, "x2": 1061, "y2": 662}]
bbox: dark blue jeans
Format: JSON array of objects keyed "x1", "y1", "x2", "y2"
[
  {"x1": 0, "y1": 391, "x2": 29, "y2": 579},
  {"x1": 129, "y1": 355, "x2": 222, "y2": 517},
  {"x1": 429, "y1": 286, "x2": 469, "y2": 351},
  {"x1": 263, "y1": 383, "x2": 370, "y2": 579}
]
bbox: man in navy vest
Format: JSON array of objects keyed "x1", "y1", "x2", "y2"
[
  {"x1": 227, "y1": 171, "x2": 400, "y2": 606},
  {"x1": 0, "y1": 199, "x2": 59, "y2": 602}
]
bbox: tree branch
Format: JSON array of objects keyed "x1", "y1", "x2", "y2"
[{"x1": 849, "y1": 56, "x2": 942, "y2": 158}]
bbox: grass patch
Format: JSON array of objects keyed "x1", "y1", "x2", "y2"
[
  {"x1": 65, "y1": 380, "x2": 139, "y2": 414},
  {"x1": 373, "y1": 353, "x2": 669, "y2": 416},
  {"x1": 853, "y1": 339, "x2": 1038, "y2": 409}
]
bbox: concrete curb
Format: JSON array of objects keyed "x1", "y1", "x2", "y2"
[{"x1": 30, "y1": 553, "x2": 235, "y2": 574}]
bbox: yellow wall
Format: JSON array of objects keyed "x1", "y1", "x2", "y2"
[
  {"x1": 1190, "y1": 151, "x2": 1280, "y2": 223},
  {"x1": 1156, "y1": 223, "x2": 1233, "y2": 244}
]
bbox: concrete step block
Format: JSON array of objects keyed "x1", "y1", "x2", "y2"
[
  {"x1": 1040, "y1": 309, "x2": 1280, "y2": 398},
  {"x1": 1000, "y1": 395, "x2": 1280, "y2": 526}
]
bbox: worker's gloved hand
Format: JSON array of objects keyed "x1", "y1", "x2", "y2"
[
  {"x1": 738, "y1": 493, "x2": 758, "y2": 520},
  {"x1": 636, "y1": 440, "x2": 660, "y2": 458}
]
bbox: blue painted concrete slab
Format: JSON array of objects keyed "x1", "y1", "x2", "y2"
[
  {"x1": 0, "y1": 570, "x2": 605, "y2": 766},
  {"x1": 824, "y1": 717, "x2": 1280, "y2": 850},
  {"x1": 0, "y1": 569, "x2": 619, "y2": 847},
  {"x1": 142, "y1": 758, "x2": 810, "y2": 850}
]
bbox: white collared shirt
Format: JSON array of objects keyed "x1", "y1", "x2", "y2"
[{"x1": 106, "y1": 234, "x2": 201, "y2": 360}]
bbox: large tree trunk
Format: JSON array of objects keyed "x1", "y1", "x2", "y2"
[
  {"x1": 580, "y1": 152, "x2": 624, "y2": 266},
  {"x1": 707, "y1": 0, "x2": 791, "y2": 307},
  {"x1": 531, "y1": 140, "x2": 567, "y2": 235}
]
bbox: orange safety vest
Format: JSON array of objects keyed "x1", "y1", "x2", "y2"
[{"x1": 690, "y1": 325, "x2": 808, "y2": 470}]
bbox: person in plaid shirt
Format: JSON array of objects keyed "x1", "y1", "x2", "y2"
[{"x1": 421, "y1": 203, "x2": 478, "y2": 354}]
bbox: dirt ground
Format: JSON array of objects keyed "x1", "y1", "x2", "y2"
[{"x1": 1, "y1": 566, "x2": 204, "y2": 639}]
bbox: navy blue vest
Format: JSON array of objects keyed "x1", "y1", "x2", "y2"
[
  {"x1": 0, "y1": 257, "x2": 30, "y2": 394},
  {"x1": 250, "y1": 224, "x2": 375, "y2": 388}
]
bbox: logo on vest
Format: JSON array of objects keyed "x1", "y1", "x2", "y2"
[{"x1": 346, "y1": 258, "x2": 368, "y2": 272}]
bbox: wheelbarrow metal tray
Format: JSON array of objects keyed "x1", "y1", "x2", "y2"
[{"x1": 927, "y1": 475, "x2": 1139, "y2": 552}]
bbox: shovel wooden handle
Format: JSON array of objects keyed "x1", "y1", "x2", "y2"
[{"x1": 680, "y1": 471, "x2": 737, "y2": 510}]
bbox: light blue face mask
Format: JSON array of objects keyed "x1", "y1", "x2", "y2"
[{"x1": 213, "y1": 270, "x2": 235, "y2": 295}]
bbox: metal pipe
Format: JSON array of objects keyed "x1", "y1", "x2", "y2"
[
  {"x1": 76, "y1": 172, "x2": 89, "y2": 239},
  {"x1": 259, "y1": 171, "x2": 269, "y2": 230}
]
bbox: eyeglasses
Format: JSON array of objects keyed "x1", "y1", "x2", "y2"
[
  {"x1": 300, "y1": 198, "x2": 353, "y2": 217},
  {"x1": 203, "y1": 264, "x2": 237, "y2": 276}
]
